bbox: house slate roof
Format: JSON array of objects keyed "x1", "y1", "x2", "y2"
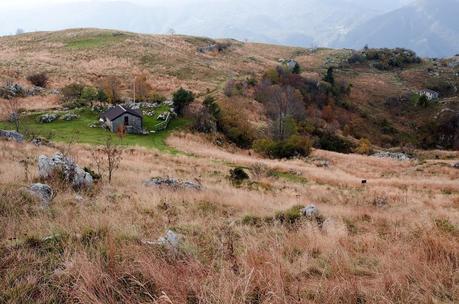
[{"x1": 100, "y1": 105, "x2": 142, "y2": 121}]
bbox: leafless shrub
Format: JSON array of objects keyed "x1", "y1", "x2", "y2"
[{"x1": 27, "y1": 72, "x2": 49, "y2": 88}]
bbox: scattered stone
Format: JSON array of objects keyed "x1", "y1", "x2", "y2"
[
  {"x1": 74, "y1": 194, "x2": 84, "y2": 203},
  {"x1": 89, "y1": 122, "x2": 100, "y2": 128},
  {"x1": 0, "y1": 130, "x2": 24, "y2": 143},
  {"x1": 157, "y1": 230, "x2": 183, "y2": 248},
  {"x1": 123, "y1": 102, "x2": 159, "y2": 110},
  {"x1": 0, "y1": 83, "x2": 26, "y2": 98},
  {"x1": 144, "y1": 177, "x2": 201, "y2": 190},
  {"x1": 142, "y1": 229, "x2": 184, "y2": 250},
  {"x1": 28, "y1": 86, "x2": 45, "y2": 96},
  {"x1": 312, "y1": 158, "x2": 331, "y2": 168},
  {"x1": 143, "y1": 110, "x2": 155, "y2": 117},
  {"x1": 31, "y1": 136, "x2": 50, "y2": 146},
  {"x1": 38, "y1": 153, "x2": 93, "y2": 189},
  {"x1": 29, "y1": 183, "x2": 54, "y2": 204},
  {"x1": 49, "y1": 88, "x2": 61, "y2": 95},
  {"x1": 39, "y1": 113, "x2": 58, "y2": 123},
  {"x1": 61, "y1": 113, "x2": 79, "y2": 121},
  {"x1": 197, "y1": 43, "x2": 230, "y2": 53},
  {"x1": 372, "y1": 151, "x2": 411, "y2": 161},
  {"x1": 157, "y1": 112, "x2": 170, "y2": 121},
  {"x1": 301, "y1": 204, "x2": 319, "y2": 217},
  {"x1": 373, "y1": 196, "x2": 388, "y2": 208},
  {"x1": 163, "y1": 100, "x2": 174, "y2": 106}
]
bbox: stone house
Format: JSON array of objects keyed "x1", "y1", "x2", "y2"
[
  {"x1": 100, "y1": 105, "x2": 143, "y2": 134},
  {"x1": 419, "y1": 89, "x2": 440, "y2": 101}
]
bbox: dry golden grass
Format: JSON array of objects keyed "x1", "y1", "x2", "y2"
[
  {"x1": 1, "y1": 133, "x2": 458, "y2": 303},
  {"x1": 1, "y1": 28, "x2": 459, "y2": 303},
  {"x1": 0, "y1": 29, "x2": 297, "y2": 95},
  {"x1": 0, "y1": 95, "x2": 60, "y2": 119}
]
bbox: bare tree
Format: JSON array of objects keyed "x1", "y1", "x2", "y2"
[
  {"x1": 264, "y1": 85, "x2": 305, "y2": 140},
  {"x1": 102, "y1": 136, "x2": 123, "y2": 184},
  {"x1": 134, "y1": 73, "x2": 152, "y2": 102},
  {"x1": 100, "y1": 76, "x2": 121, "y2": 104},
  {"x1": 116, "y1": 124, "x2": 126, "y2": 143},
  {"x1": 19, "y1": 155, "x2": 34, "y2": 182},
  {"x1": 7, "y1": 98, "x2": 21, "y2": 132}
]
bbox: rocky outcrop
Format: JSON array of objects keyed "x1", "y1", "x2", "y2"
[
  {"x1": 372, "y1": 151, "x2": 411, "y2": 161},
  {"x1": 301, "y1": 204, "x2": 319, "y2": 217},
  {"x1": 0, "y1": 83, "x2": 26, "y2": 99},
  {"x1": 144, "y1": 177, "x2": 201, "y2": 190},
  {"x1": 38, "y1": 153, "x2": 93, "y2": 189},
  {"x1": 142, "y1": 229, "x2": 184, "y2": 250},
  {"x1": 62, "y1": 113, "x2": 79, "y2": 121},
  {"x1": 0, "y1": 130, "x2": 24, "y2": 143},
  {"x1": 29, "y1": 183, "x2": 54, "y2": 204},
  {"x1": 39, "y1": 113, "x2": 58, "y2": 123}
]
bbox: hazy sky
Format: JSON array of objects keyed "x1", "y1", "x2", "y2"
[
  {"x1": 0, "y1": 0, "x2": 414, "y2": 9},
  {"x1": 0, "y1": 0, "x2": 206, "y2": 8}
]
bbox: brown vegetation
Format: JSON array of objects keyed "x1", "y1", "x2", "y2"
[{"x1": 1, "y1": 135, "x2": 458, "y2": 303}]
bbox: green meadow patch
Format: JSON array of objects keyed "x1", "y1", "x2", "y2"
[
  {"x1": 66, "y1": 33, "x2": 128, "y2": 49},
  {"x1": 0, "y1": 108, "x2": 191, "y2": 153}
]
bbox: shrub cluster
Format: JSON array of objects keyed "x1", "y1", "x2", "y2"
[
  {"x1": 173, "y1": 88, "x2": 195, "y2": 116},
  {"x1": 254, "y1": 135, "x2": 312, "y2": 159},
  {"x1": 27, "y1": 72, "x2": 49, "y2": 88},
  {"x1": 348, "y1": 48, "x2": 421, "y2": 70},
  {"x1": 61, "y1": 83, "x2": 107, "y2": 107}
]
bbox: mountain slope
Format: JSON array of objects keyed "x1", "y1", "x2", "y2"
[
  {"x1": 0, "y1": 28, "x2": 458, "y2": 150},
  {"x1": 337, "y1": 0, "x2": 459, "y2": 57}
]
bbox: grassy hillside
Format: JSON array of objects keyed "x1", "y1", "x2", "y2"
[
  {"x1": 0, "y1": 29, "x2": 458, "y2": 303},
  {"x1": 1, "y1": 134, "x2": 458, "y2": 303},
  {"x1": 1, "y1": 28, "x2": 457, "y2": 150}
]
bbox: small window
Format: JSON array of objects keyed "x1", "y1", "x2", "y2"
[{"x1": 124, "y1": 116, "x2": 129, "y2": 126}]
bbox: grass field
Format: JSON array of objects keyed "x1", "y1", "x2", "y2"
[
  {"x1": 0, "y1": 107, "x2": 191, "y2": 152},
  {"x1": 0, "y1": 134, "x2": 457, "y2": 303},
  {"x1": 65, "y1": 32, "x2": 129, "y2": 49}
]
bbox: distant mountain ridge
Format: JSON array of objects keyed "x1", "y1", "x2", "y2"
[
  {"x1": 0, "y1": 0, "x2": 456, "y2": 57},
  {"x1": 336, "y1": 0, "x2": 459, "y2": 57}
]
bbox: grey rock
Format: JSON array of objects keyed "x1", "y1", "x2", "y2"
[
  {"x1": 29, "y1": 183, "x2": 54, "y2": 203},
  {"x1": 31, "y1": 137, "x2": 50, "y2": 146},
  {"x1": 157, "y1": 112, "x2": 170, "y2": 121},
  {"x1": 0, "y1": 83, "x2": 26, "y2": 98},
  {"x1": 301, "y1": 204, "x2": 319, "y2": 217},
  {"x1": 38, "y1": 153, "x2": 93, "y2": 189},
  {"x1": 453, "y1": 162, "x2": 459, "y2": 169},
  {"x1": 62, "y1": 113, "x2": 79, "y2": 121},
  {"x1": 74, "y1": 194, "x2": 84, "y2": 203},
  {"x1": 157, "y1": 230, "x2": 183, "y2": 248},
  {"x1": 39, "y1": 113, "x2": 58, "y2": 123},
  {"x1": 372, "y1": 151, "x2": 411, "y2": 161},
  {"x1": 28, "y1": 86, "x2": 45, "y2": 96},
  {"x1": 144, "y1": 177, "x2": 201, "y2": 190},
  {"x1": 0, "y1": 130, "x2": 24, "y2": 143},
  {"x1": 373, "y1": 196, "x2": 388, "y2": 208}
]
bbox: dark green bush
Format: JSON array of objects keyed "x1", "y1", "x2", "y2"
[
  {"x1": 254, "y1": 135, "x2": 311, "y2": 159},
  {"x1": 172, "y1": 87, "x2": 195, "y2": 115},
  {"x1": 229, "y1": 167, "x2": 249, "y2": 183},
  {"x1": 317, "y1": 132, "x2": 353, "y2": 153}
]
